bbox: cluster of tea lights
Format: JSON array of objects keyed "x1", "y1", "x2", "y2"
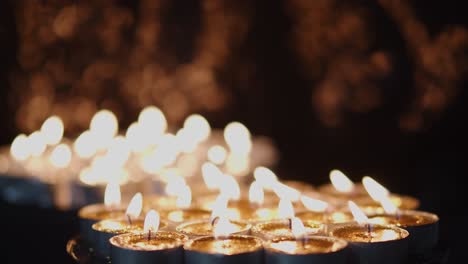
[
  {"x1": 1, "y1": 107, "x2": 277, "y2": 208},
  {"x1": 1, "y1": 107, "x2": 439, "y2": 264},
  {"x1": 78, "y1": 169, "x2": 438, "y2": 264}
]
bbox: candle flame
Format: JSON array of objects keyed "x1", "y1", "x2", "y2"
[
  {"x1": 90, "y1": 110, "x2": 118, "y2": 145},
  {"x1": 290, "y1": 217, "x2": 306, "y2": 239},
  {"x1": 49, "y1": 144, "x2": 72, "y2": 168},
  {"x1": 249, "y1": 181, "x2": 264, "y2": 206},
  {"x1": 348, "y1": 201, "x2": 369, "y2": 225},
  {"x1": 330, "y1": 170, "x2": 354, "y2": 193},
  {"x1": 165, "y1": 175, "x2": 187, "y2": 195},
  {"x1": 176, "y1": 184, "x2": 192, "y2": 209},
  {"x1": 253, "y1": 167, "x2": 278, "y2": 190},
  {"x1": 380, "y1": 195, "x2": 399, "y2": 215},
  {"x1": 362, "y1": 176, "x2": 390, "y2": 202},
  {"x1": 224, "y1": 122, "x2": 252, "y2": 154},
  {"x1": 201, "y1": 162, "x2": 224, "y2": 189},
  {"x1": 273, "y1": 182, "x2": 301, "y2": 202},
  {"x1": 126, "y1": 193, "x2": 143, "y2": 219},
  {"x1": 40, "y1": 116, "x2": 64, "y2": 146},
  {"x1": 73, "y1": 130, "x2": 97, "y2": 159},
  {"x1": 105, "y1": 136, "x2": 131, "y2": 167},
  {"x1": 225, "y1": 154, "x2": 250, "y2": 177},
  {"x1": 278, "y1": 198, "x2": 295, "y2": 219},
  {"x1": 143, "y1": 210, "x2": 160, "y2": 234},
  {"x1": 138, "y1": 106, "x2": 167, "y2": 138},
  {"x1": 211, "y1": 195, "x2": 230, "y2": 219},
  {"x1": 213, "y1": 217, "x2": 238, "y2": 239},
  {"x1": 300, "y1": 195, "x2": 329, "y2": 212},
  {"x1": 28, "y1": 131, "x2": 47, "y2": 157},
  {"x1": 207, "y1": 145, "x2": 227, "y2": 165},
  {"x1": 183, "y1": 114, "x2": 211, "y2": 143},
  {"x1": 219, "y1": 174, "x2": 241, "y2": 201},
  {"x1": 10, "y1": 134, "x2": 30, "y2": 161},
  {"x1": 104, "y1": 182, "x2": 121, "y2": 208},
  {"x1": 125, "y1": 122, "x2": 147, "y2": 152}
]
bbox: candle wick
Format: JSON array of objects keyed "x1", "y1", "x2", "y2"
[
  {"x1": 148, "y1": 229, "x2": 151, "y2": 241},
  {"x1": 395, "y1": 210, "x2": 401, "y2": 221},
  {"x1": 211, "y1": 216, "x2": 220, "y2": 227},
  {"x1": 301, "y1": 236, "x2": 307, "y2": 248},
  {"x1": 126, "y1": 214, "x2": 132, "y2": 225},
  {"x1": 287, "y1": 218, "x2": 293, "y2": 230},
  {"x1": 366, "y1": 223, "x2": 372, "y2": 243}
]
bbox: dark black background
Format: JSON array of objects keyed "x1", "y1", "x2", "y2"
[{"x1": 0, "y1": 1, "x2": 466, "y2": 263}]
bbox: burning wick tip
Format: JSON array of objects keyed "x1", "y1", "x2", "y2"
[
  {"x1": 211, "y1": 216, "x2": 220, "y2": 227},
  {"x1": 126, "y1": 214, "x2": 132, "y2": 225}
]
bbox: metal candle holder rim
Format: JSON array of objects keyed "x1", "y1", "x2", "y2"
[{"x1": 264, "y1": 235, "x2": 349, "y2": 255}]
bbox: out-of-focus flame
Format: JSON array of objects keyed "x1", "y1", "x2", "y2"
[
  {"x1": 74, "y1": 130, "x2": 97, "y2": 159},
  {"x1": 330, "y1": 170, "x2": 354, "y2": 193},
  {"x1": 165, "y1": 175, "x2": 187, "y2": 196},
  {"x1": 290, "y1": 217, "x2": 306, "y2": 239},
  {"x1": 89, "y1": 109, "x2": 119, "y2": 143},
  {"x1": 104, "y1": 182, "x2": 121, "y2": 208},
  {"x1": 105, "y1": 136, "x2": 131, "y2": 167},
  {"x1": 278, "y1": 198, "x2": 295, "y2": 219},
  {"x1": 225, "y1": 154, "x2": 250, "y2": 177},
  {"x1": 175, "y1": 128, "x2": 198, "y2": 153},
  {"x1": 40, "y1": 116, "x2": 64, "y2": 146},
  {"x1": 126, "y1": 193, "x2": 143, "y2": 219},
  {"x1": 143, "y1": 210, "x2": 160, "y2": 234},
  {"x1": 138, "y1": 106, "x2": 167, "y2": 138},
  {"x1": 249, "y1": 181, "x2": 264, "y2": 206},
  {"x1": 300, "y1": 195, "x2": 329, "y2": 212},
  {"x1": 183, "y1": 114, "x2": 211, "y2": 143},
  {"x1": 362, "y1": 176, "x2": 390, "y2": 201},
  {"x1": 49, "y1": 144, "x2": 72, "y2": 168},
  {"x1": 10, "y1": 134, "x2": 30, "y2": 161},
  {"x1": 175, "y1": 184, "x2": 192, "y2": 209},
  {"x1": 224, "y1": 122, "x2": 252, "y2": 154},
  {"x1": 140, "y1": 134, "x2": 178, "y2": 173},
  {"x1": 273, "y1": 182, "x2": 301, "y2": 202},
  {"x1": 125, "y1": 122, "x2": 147, "y2": 152},
  {"x1": 28, "y1": 131, "x2": 47, "y2": 157},
  {"x1": 253, "y1": 167, "x2": 278, "y2": 190},
  {"x1": 348, "y1": 201, "x2": 369, "y2": 225},
  {"x1": 219, "y1": 174, "x2": 241, "y2": 201},
  {"x1": 213, "y1": 217, "x2": 238, "y2": 239},
  {"x1": 207, "y1": 145, "x2": 227, "y2": 165},
  {"x1": 201, "y1": 162, "x2": 224, "y2": 190},
  {"x1": 380, "y1": 195, "x2": 399, "y2": 215},
  {"x1": 79, "y1": 156, "x2": 129, "y2": 186}
]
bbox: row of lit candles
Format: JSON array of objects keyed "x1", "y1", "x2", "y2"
[
  {"x1": 5, "y1": 107, "x2": 275, "y2": 188},
  {"x1": 76, "y1": 169, "x2": 438, "y2": 264}
]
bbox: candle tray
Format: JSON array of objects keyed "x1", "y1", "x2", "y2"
[{"x1": 66, "y1": 235, "x2": 450, "y2": 264}]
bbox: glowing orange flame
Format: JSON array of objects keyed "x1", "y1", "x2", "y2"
[
  {"x1": 330, "y1": 170, "x2": 354, "y2": 193},
  {"x1": 143, "y1": 210, "x2": 160, "y2": 234},
  {"x1": 362, "y1": 176, "x2": 390, "y2": 202},
  {"x1": 126, "y1": 193, "x2": 143, "y2": 219},
  {"x1": 253, "y1": 167, "x2": 278, "y2": 190},
  {"x1": 224, "y1": 122, "x2": 252, "y2": 154},
  {"x1": 104, "y1": 182, "x2": 121, "y2": 208},
  {"x1": 207, "y1": 145, "x2": 227, "y2": 165},
  {"x1": 249, "y1": 181, "x2": 264, "y2": 206},
  {"x1": 10, "y1": 134, "x2": 30, "y2": 161},
  {"x1": 290, "y1": 217, "x2": 306, "y2": 239},
  {"x1": 40, "y1": 116, "x2": 64, "y2": 146},
  {"x1": 300, "y1": 195, "x2": 329, "y2": 212},
  {"x1": 348, "y1": 201, "x2": 369, "y2": 225},
  {"x1": 49, "y1": 144, "x2": 72, "y2": 168},
  {"x1": 278, "y1": 198, "x2": 295, "y2": 219}
]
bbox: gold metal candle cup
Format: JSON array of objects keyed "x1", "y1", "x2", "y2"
[
  {"x1": 354, "y1": 195, "x2": 420, "y2": 214},
  {"x1": 265, "y1": 236, "x2": 348, "y2": 264},
  {"x1": 159, "y1": 208, "x2": 211, "y2": 223},
  {"x1": 184, "y1": 235, "x2": 263, "y2": 264},
  {"x1": 110, "y1": 231, "x2": 187, "y2": 264},
  {"x1": 78, "y1": 204, "x2": 125, "y2": 241},
  {"x1": 176, "y1": 220, "x2": 251, "y2": 239},
  {"x1": 296, "y1": 210, "x2": 353, "y2": 224},
  {"x1": 369, "y1": 210, "x2": 439, "y2": 256},
  {"x1": 91, "y1": 218, "x2": 169, "y2": 258},
  {"x1": 251, "y1": 219, "x2": 325, "y2": 240},
  {"x1": 329, "y1": 223, "x2": 410, "y2": 264}
]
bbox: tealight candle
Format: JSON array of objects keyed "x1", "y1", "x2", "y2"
[
  {"x1": 90, "y1": 192, "x2": 147, "y2": 258},
  {"x1": 78, "y1": 182, "x2": 125, "y2": 241},
  {"x1": 265, "y1": 236, "x2": 348, "y2": 264},
  {"x1": 367, "y1": 196, "x2": 439, "y2": 256},
  {"x1": 251, "y1": 218, "x2": 325, "y2": 240},
  {"x1": 184, "y1": 235, "x2": 263, "y2": 264},
  {"x1": 329, "y1": 202, "x2": 410, "y2": 264},
  {"x1": 110, "y1": 210, "x2": 186, "y2": 264}
]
